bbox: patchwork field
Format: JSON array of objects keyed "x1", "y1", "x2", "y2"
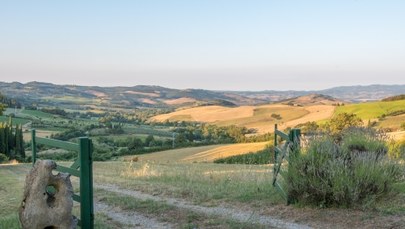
[{"x1": 152, "y1": 104, "x2": 336, "y2": 134}]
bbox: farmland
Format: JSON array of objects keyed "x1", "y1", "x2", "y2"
[
  {"x1": 1, "y1": 85, "x2": 405, "y2": 228},
  {"x1": 124, "y1": 142, "x2": 269, "y2": 163},
  {"x1": 334, "y1": 99, "x2": 405, "y2": 119},
  {"x1": 151, "y1": 104, "x2": 337, "y2": 134}
]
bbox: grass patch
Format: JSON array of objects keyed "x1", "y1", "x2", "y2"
[
  {"x1": 0, "y1": 116, "x2": 30, "y2": 125},
  {"x1": 335, "y1": 100, "x2": 405, "y2": 120},
  {"x1": 94, "y1": 162, "x2": 282, "y2": 205}
]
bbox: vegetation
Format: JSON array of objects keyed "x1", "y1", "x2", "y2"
[
  {"x1": 334, "y1": 99, "x2": 405, "y2": 119},
  {"x1": 382, "y1": 94, "x2": 405, "y2": 102},
  {"x1": 0, "y1": 119, "x2": 25, "y2": 162},
  {"x1": 0, "y1": 103, "x2": 5, "y2": 116},
  {"x1": 286, "y1": 128, "x2": 403, "y2": 207}
]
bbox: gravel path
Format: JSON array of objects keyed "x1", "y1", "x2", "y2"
[
  {"x1": 95, "y1": 201, "x2": 174, "y2": 229},
  {"x1": 95, "y1": 183, "x2": 312, "y2": 229}
]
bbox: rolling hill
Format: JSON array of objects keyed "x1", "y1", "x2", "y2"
[
  {"x1": 0, "y1": 82, "x2": 403, "y2": 110},
  {"x1": 0, "y1": 81, "x2": 264, "y2": 109},
  {"x1": 151, "y1": 94, "x2": 338, "y2": 134}
]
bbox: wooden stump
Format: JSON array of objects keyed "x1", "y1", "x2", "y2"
[{"x1": 19, "y1": 160, "x2": 77, "y2": 229}]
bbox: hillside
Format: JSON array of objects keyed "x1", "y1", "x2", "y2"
[
  {"x1": 278, "y1": 93, "x2": 344, "y2": 106},
  {"x1": 0, "y1": 81, "x2": 264, "y2": 109},
  {"x1": 151, "y1": 95, "x2": 337, "y2": 134},
  {"x1": 334, "y1": 99, "x2": 405, "y2": 131},
  {"x1": 1, "y1": 82, "x2": 403, "y2": 110},
  {"x1": 233, "y1": 84, "x2": 405, "y2": 102}
]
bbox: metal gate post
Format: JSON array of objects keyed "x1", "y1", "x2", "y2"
[
  {"x1": 31, "y1": 129, "x2": 37, "y2": 165},
  {"x1": 79, "y1": 137, "x2": 94, "y2": 229}
]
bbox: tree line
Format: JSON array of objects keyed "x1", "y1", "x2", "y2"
[{"x1": 0, "y1": 118, "x2": 25, "y2": 162}]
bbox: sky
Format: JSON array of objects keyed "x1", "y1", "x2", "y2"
[{"x1": 0, "y1": 0, "x2": 404, "y2": 91}]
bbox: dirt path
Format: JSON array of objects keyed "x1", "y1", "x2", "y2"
[
  {"x1": 95, "y1": 201, "x2": 175, "y2": 229},
  {"x1": 95, "y1": 183, "x2": 312, "y2": 229}
]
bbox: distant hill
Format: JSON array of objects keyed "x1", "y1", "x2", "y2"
[
  {"x1": 278, "y1": 94, "x2": 344, "y2": 106},
  {"x1": 232, "y1": 84, "x2": 405, "y2": 103},
  {"x1": 0, "y1": 81, "x2": 263, "y2": 109},
  {"x1": 0, "y1": 81, "x2": 403, "y2": 110},
  {"x1": 381, "y1": 94, "x2": 405, "y2": 102},
  {"x1": 151, "y1": 95, "x2": 337, "y2": 134}
]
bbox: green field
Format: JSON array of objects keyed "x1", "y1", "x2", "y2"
[
  {"x1": 0, "y1": 116, "x2": 30, "y2": 125},
  {"x1": 334, "y1": 100, "x2": 405, "y2": 119}
]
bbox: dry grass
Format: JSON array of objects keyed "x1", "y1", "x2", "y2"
[
  {"x1": 152, "y1": 105, "x2": 256, "y2": 122},
  {"x1": 282, "y1": 105, "x2": 336, "y2": 129},
  {"x1": 23, "y1": 130, "x2": 58, "y2": 142},
  {"x1": 387, "y1": 131, "x2": 405, "y2": 141},
  {"x1": 122, "y1": 142, "x2": 268, "y2": 163},
  {"x1": 152, "y1": 104, "x2": 332, "y2": 134}
]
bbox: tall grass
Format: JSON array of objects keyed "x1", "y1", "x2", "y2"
[
  {"x1": 286, "y1": 128, "x2": 403, "y2": 207},
  {"x1": 116, "y1": 162, "x2": 280, "y2": 204}
]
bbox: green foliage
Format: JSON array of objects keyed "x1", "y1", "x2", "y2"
[
  {"x1": 327, "y1": 113, "x2": 363, "y2": 134},
  {"x1": 214, "y1": 145, "x2": 274, "y2": 164},
  {"x1": 0, "y1": 121, "x2": 25, "y2": 161},
  {"x1": 0, "y1": 103, "x2": 5, "y2": 116},
  {"x1": 286, "y1": 128, "x2": 403, "y2": 207},
  {"x1": 341, "y1": 128, "x2": 387, "y2": 156},
  {"x1": 295, "y1": 121, "x2": 319, "y2": 133},
  {"x1": 382, "y1": 94, "x2": 405, "y2": 102},
  {"x1": 401, "y1": 122, "x2": 405, "y2": 131},
  {"x1": 0, "y1": 153, "x2": 8, "y2": 163}
]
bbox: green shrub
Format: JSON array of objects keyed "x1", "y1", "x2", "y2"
[
  {"x1": 0, "y1": 153, "x2": 9, "y2": 163},
  {"x1": 214, "y1": 145, "x2": 274, "y2": 164},
  {"x1": 286, "y1": 128, "x2": 402, "y2": 207}
]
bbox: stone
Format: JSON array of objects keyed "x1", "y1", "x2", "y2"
[{"x1": 19, "y1": 160, "x2": 77, "y2": 229}]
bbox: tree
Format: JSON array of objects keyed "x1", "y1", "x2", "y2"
[
  {"x1": 144, "y1": 135, "x2": 155, "y2": 147},
  {"x1": 327, "y1": 113, "x2": 363, "y2": 133},
  {"x1": 0, "y1": 103, "x2": 6, "y2": 116},
  {"x1": 127, "y1": 137, "x2": 144, "y2": 150}
]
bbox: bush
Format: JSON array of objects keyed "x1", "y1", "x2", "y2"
[
  {"x1": 0, "y1": 154, "x2": 9, "y2": 163},
  {"x1": 286, "y1": 128, "x2": 402, "y2": 207}
]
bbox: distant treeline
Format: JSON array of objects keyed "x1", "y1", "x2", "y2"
[
  {"x1": 382, "y1": 94, "x2": 405, "y2": 101},
  {"x1": 0, "y1": 92, "x2": 22, "y2": 108},
  {"x1": 0, "y1": 119, "x2": 25, "y2": 162}
]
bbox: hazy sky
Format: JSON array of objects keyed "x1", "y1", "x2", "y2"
[{"x1": 1, "y1": 1, "x2": 404, "y2": 90}]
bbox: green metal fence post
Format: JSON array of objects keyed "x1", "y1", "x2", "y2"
[
  {"x1": 289, "y1": 129, "x2": 301, "y2": 153},
  {"x1": 79, "y1": 137, "x2": 94, "y2": 229},
  {"x1": 274, "y1": 124, "x2": 278, "y2": 175},
  {"x1": 31, "y1": 129, "x2": 36, "y2": 166},
  {"x1": 287, "y1": 128, "x2": 301, "y2": 205}
]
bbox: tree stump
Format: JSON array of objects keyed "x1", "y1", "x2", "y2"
[{"x1": 19, "y1": 160, "x2": 77, "y2": 229}]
